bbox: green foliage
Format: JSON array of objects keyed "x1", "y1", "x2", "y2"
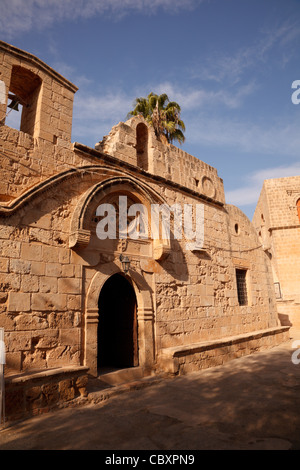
[{"x1": 128, "y1": 92, "x2": 186, "y2": 145}]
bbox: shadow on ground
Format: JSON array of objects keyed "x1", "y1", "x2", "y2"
[{"x1": 0, "y1": 333, "x2": 300, "y2": 450}]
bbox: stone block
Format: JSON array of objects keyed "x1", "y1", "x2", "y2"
[
  {"x1": 0, "y1": 292, "x2": 7, "y2": 304},
  {"x1": 31, "y1": 330, "x2": 58, "y2": 349},
  {"x1": 21, "y1": 243, "x2": 42, "y2": 261},
  {"x1": 22, "y1": 348, "x2": 48, "y2": 371},
  {"x1": 58, "y1": 277, "x2": 81, "y2": 294},
  {"x1": 39, "y1": 276, "x2": 58, "y2": 293},
  {"x1": 31, "y1": 293, "x2": 67, "y2": 311},
  {"x1": 21, "y1": 275, "x2": 39, "y2": 293},
  {"x1": 8, "y1": 292, "x2": 31, "y2": 312},
  {"x1": 67, "y1": 294, "x2": 81, "y2": 310},
  {"x1": 0, "y1": 258, "x2": 9, "y2": 272},
  {"x1": 31, "y1": 261, "x2": 45, "y2": 276},
  {"x1": 59, "y1": 328, "x2": 80, "y2": 347},
  {"x1": 198, "y1": 296, "x2": 214, "y2": 307},
  {"x1": 187, "y1": 284, "x2": 206, "y2": 297},
  {"x1": 10, "y1": 259, "x2": 31, "y2": 274},
  {"x1": 15, "y1": 314, "x2": 48, "y2": 331},
  {"x1": 48, "y1": 311, "x2": 74, "y2": 329},
  {"x1": 41, "y1": 383, "x2": 60, "y2": 406},
  {"x1": 42, "y1": 245, "x2": 59, "y2": 263},
  {"x1": 59, "y1": 379, "x2": 75, "y2": 402},
  {"x1": 62, "y1": 264, "x2": 74, "y2": 277},
  {"x1": 0, "y1": 240, "x2": 21, "y2": 258},
  {"x1": 45, "y1": 263, "x2": 62, "y2": 277},
  {"x1": 75, "y1": 375, "x2": 88, "y2": 397},
  {"x1": 6, "y1": 331, "x2": 32, "y2": 351},
  {"x1": 0, "y1": 312, "x2": 14, "y2": 330}
]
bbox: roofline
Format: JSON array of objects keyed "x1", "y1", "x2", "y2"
[
  {"x1": 73, "y1": 142, "x2": 225, "y2": 208},
  {"x1": 0, "y1": 40, "x2": 78, "y2": 93}
]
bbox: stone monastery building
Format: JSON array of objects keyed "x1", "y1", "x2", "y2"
[
  {"x1": 253, "y1": 176, "x2": 300, "y2": 329},
  {"x1": 0, "y1": 41, "x2": 289, "y2": 420}
]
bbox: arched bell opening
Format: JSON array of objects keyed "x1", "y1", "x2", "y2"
[{"x1": 136, "y1": 123, "x2": 149, "y2": 171}]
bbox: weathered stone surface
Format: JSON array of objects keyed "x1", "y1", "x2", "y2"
[
  {"x1": 7, "y1": 292, "x2": 31, "y2": 312},
  {"x1": 253, "y1": 176, "x2": 300, "y2": 328},
  {"x1": 59, "y1": 379, "x2": 75, "y2": 401},
  {"x1": 0, "y1": 40, "x2": 289, "y2": 421}
]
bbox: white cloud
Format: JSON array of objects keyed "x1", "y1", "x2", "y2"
[
  {"x1": 52, "y1": 62, "x2": 93, "y2": 88},
  {"x1": 196, "y1": 19, "x2": 300, "y2": 84},
  {"x1": 226, "y1": 163, "x2": 300, "y2": 206},
  {"x1": 69, "y1": 75, "x2": 300, "y2": 156},
  {"x1": 152, "y1": 80, "x2": 257, "y2": 110},
  {"x1": 70, "y1": 78, "x2": 258, "y2": 146},
  {"x1": 186, "y1": 114, "x2": 300, "y2": 158},
  {"x1": 74, "y1": 90, "x2": 132, "y2": 121},
  {"x1": 72, "y1": 88, "x2": 133, "y2": 143},
  {"x1": 0, "y1": 0, "x2": 200, "y2": 36}
]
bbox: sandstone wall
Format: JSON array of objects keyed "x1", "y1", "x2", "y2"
[
  {"x1": 0, "y1": 153, "x2": 279, "y2": 376},
  {"x1": 95, "y1": 116, "x2": 225, "y2": 205},
  {"x1": 253, "y1": 177, "x2": 300, "y2": 327},
  {"x1": 153, "y1": 194, "x2": 278, "y2": 351},
  {"x1": 0, "y1": 41, "x2": 285, "y2": 385}
]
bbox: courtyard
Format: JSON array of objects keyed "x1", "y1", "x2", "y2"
[{"x1": 0, "y1": 327, "x2": 299, "y2": 451}]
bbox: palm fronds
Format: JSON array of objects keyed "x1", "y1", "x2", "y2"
[{"x1": 128, "y1": 92, "x2": 186, "y2": 145}]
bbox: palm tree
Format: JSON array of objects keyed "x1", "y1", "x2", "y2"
[{"x1": 127, "y1": 92, "x2": 186, "y2": 145}]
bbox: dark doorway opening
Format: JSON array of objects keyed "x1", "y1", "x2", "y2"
[{"x1": 97, "y1": 273, "x2": 138, "y2": 371}]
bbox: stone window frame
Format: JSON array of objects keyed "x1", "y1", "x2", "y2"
[
  {"x1": 235, "y1": 268, "x2": 248, "y2": 306},
  {"x1": 232, "y1": 258, "x2": 252, "y2": 307}
]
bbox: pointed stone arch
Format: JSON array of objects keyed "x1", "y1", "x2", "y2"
[{"x1": 85, "y1": 261, "x2": 154, "y2": 376}]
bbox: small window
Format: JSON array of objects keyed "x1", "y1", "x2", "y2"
[
  {"x1": 236, "y1": 269, "x2": 248, "y2": 306},
  {"x1": 274, "y1": 282, "x2": 281, "y2": 299},
  {"x1": 297, "y1": 199, "x2": 300, "y2": 223}
]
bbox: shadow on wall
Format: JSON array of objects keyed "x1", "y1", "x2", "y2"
[{"x1": 278, "y1": 313, "x2": 293, "y2": 327}]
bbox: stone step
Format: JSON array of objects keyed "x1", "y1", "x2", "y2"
[{"x1": 98, "y1": 366, "x2": 145, "y2": 386}]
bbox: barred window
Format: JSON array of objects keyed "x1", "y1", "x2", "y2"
[{"x1": 236, "y1": 269, "x2": 248, "y2": 306}]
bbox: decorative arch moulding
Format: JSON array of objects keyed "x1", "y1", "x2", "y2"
[{"x1": 68, "y1": 175, "x2": 172, "y2": 261}]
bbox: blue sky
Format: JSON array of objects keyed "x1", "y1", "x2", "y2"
[{"x1": 1, "y1": 0, "x2": 300, "y2": 219}]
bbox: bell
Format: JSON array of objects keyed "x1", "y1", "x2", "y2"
[{"x1": 8, "y1": 98, "x2": 19, "y2": 111}]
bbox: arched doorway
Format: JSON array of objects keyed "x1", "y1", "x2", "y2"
[{"x1": 97, "y1": 273, "x2": 138, "y2": 371}]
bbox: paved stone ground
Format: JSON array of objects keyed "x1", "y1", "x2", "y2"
[{"x1": 0, "y1": 327, "x2": 300, "y2": 451}]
